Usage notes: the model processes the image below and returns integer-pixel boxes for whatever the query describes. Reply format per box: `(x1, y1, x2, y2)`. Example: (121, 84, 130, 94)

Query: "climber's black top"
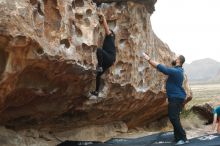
(102, 32, 116, 62)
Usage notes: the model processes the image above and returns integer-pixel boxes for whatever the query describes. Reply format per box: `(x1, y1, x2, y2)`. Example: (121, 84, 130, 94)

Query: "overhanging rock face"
(0, 0, 174, 131)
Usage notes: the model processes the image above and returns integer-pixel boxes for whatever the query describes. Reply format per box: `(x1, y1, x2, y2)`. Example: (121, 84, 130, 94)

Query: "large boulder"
(191, 103, 214, 125)
(0, 0, 173, 134)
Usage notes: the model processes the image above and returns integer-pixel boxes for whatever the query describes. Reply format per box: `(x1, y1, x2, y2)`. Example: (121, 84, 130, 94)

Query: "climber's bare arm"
(102, 15, 111, 35)
(98, 13, 111, 35)
(143, 53, 159, 68)
(212, 114, 218, 131)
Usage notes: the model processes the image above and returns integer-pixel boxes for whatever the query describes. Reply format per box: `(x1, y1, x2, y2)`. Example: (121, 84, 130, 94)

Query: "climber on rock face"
(89, 11, 116, 99)
(212, 106, 220, 133)
(143, 53, 188, 145)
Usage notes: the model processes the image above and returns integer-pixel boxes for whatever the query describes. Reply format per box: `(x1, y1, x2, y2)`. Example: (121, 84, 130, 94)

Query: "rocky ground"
(0, 107, 215, 146)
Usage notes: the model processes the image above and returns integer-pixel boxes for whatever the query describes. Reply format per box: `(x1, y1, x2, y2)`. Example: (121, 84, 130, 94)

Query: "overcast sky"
(151, 0, 220, 63)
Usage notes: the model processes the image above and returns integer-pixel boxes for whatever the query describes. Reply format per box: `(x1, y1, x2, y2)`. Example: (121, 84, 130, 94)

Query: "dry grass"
(181, 110, 205, 129)
(185, 83, 220, 109)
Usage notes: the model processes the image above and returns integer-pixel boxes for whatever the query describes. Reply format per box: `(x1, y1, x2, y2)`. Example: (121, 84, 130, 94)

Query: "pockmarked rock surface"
(0, 0, 175, 143)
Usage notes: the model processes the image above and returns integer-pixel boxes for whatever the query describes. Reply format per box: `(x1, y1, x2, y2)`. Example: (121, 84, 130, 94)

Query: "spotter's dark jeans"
(168, 101, 187, 142)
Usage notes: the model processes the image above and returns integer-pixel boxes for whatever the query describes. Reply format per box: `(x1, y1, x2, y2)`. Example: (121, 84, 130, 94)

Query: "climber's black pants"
(95, 48, 114, 92)
(168, 101, 187, 142)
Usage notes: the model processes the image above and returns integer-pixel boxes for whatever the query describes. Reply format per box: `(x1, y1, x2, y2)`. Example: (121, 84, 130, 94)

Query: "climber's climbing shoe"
(96, 66, 103, 73)
(88, 91, 99, 100)
(90, 91, 99, 96)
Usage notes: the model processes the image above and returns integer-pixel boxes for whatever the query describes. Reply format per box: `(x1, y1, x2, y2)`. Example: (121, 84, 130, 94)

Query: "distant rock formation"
(184, 58, 220, 83)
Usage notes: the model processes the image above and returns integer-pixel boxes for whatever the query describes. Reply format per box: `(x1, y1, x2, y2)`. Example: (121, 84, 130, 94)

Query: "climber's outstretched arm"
(212, 114, 218, 131)
(98, 13, 111, 35)
(103, 16, 111, 35)
(212, 113, 218, 131)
